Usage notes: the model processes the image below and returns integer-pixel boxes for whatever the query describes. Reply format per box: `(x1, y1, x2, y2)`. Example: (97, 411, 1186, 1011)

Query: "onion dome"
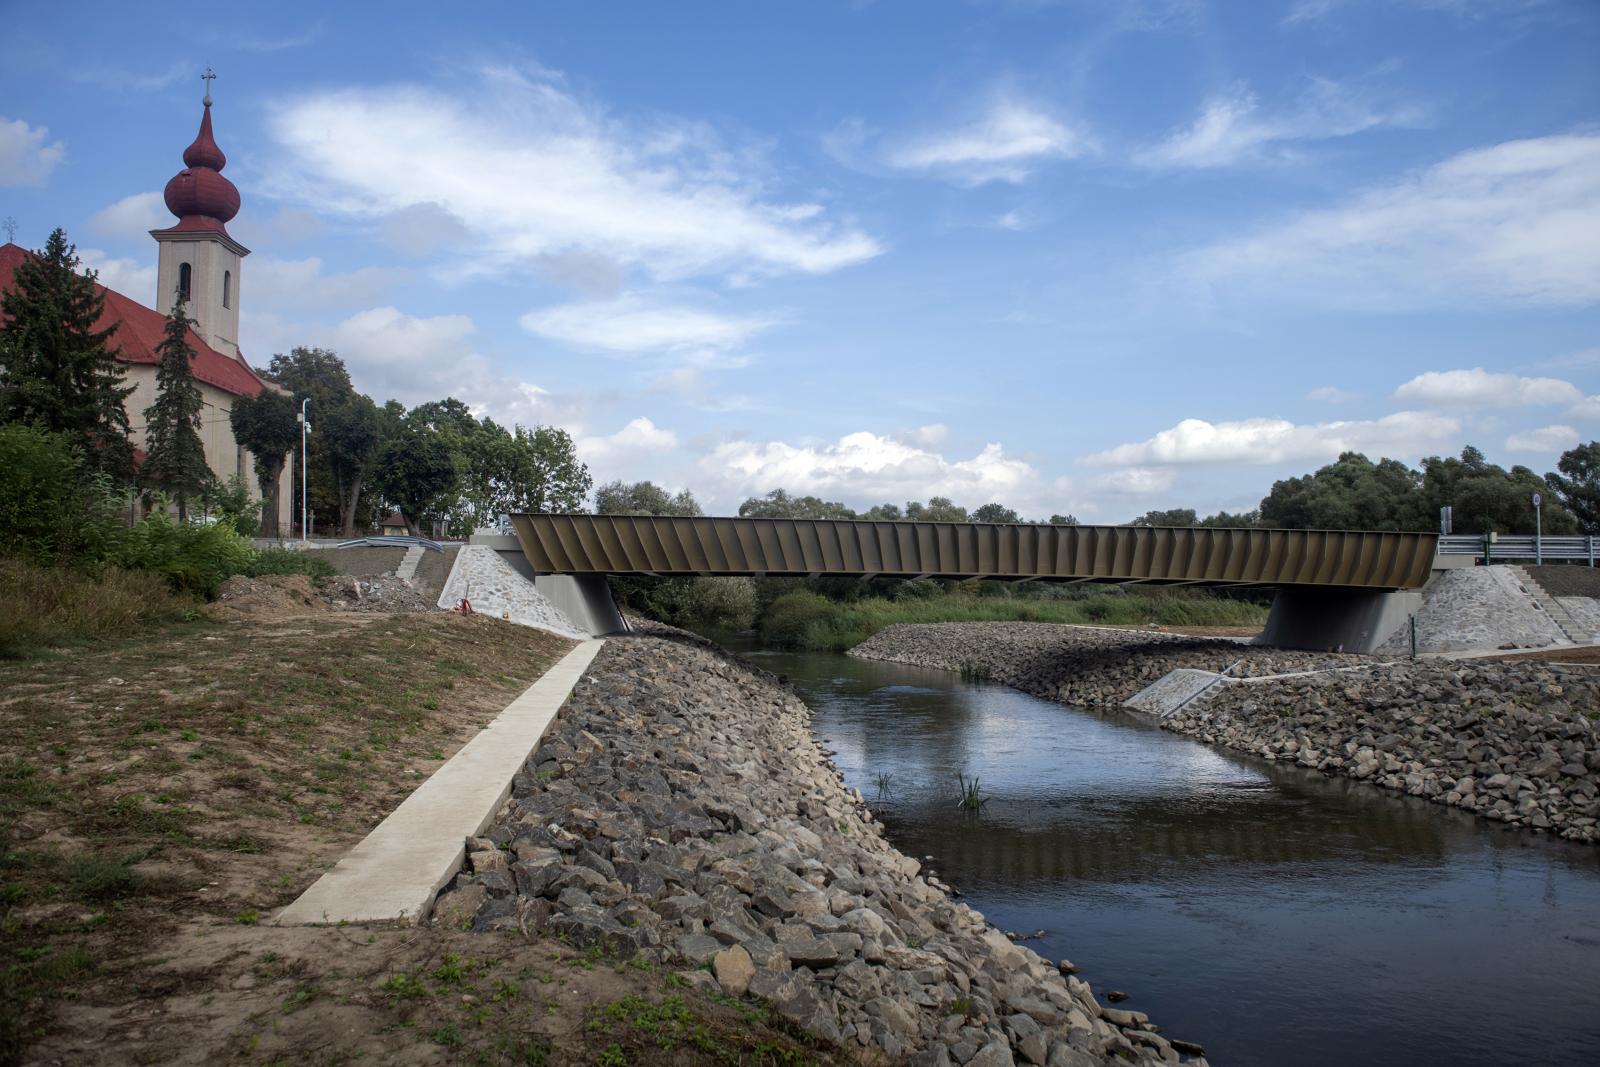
(162, 96, 240, 233)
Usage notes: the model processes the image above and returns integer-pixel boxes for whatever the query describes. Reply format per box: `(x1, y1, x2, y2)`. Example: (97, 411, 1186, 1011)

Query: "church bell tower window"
(178, 262, 192, 301)
(222, 270, 231, 308)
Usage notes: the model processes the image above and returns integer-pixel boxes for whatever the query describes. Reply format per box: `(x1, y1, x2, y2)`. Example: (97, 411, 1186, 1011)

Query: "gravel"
(1526, 565, 1600, 600)
(852, 622, 1600, 844)
(436, 625, 1197, 1065)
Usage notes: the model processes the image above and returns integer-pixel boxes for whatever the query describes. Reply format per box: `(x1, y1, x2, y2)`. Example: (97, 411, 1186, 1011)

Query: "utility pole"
(299, 399, 311, 544)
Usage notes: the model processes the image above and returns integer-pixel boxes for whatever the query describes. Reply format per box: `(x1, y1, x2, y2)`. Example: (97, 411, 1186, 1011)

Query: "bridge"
(501, 514, 1437, 652)
(507, 513, 1435, 589)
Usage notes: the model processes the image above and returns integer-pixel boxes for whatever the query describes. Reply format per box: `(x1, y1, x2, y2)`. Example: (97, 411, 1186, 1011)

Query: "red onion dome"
(162, 103, 239, 229)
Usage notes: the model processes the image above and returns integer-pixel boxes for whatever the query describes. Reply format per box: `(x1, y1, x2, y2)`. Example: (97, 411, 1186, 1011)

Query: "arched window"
(222, 270, 231, 309)
(177, 262, 192, 302)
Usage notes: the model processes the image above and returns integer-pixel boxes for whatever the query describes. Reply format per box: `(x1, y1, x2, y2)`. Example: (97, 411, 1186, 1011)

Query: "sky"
(1, 0, 1597, 521)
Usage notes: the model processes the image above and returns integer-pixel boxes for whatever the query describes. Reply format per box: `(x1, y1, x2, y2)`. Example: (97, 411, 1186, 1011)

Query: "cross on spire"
(202, 67, 216, 107)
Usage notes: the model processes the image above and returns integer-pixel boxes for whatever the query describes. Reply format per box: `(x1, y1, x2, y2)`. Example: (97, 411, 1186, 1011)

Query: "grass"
(955, 773, 989, 813)
(0, 557, 198, 658)
(756, 586, 1267, 652)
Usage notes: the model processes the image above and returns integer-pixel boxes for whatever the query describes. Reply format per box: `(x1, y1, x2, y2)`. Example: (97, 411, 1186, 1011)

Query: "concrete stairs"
(1511, 566, 1582, 644)
(395, 545, 425, 585)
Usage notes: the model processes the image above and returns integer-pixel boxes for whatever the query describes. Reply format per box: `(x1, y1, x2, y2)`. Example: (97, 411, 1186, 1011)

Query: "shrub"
(0, 558, 193, 657)
(758, 589, 838, 647)
(0, 424, 129, 568)
(112, 511, 254, 598)
(204, 474, 261, 538)
(246, 547, 335, 581)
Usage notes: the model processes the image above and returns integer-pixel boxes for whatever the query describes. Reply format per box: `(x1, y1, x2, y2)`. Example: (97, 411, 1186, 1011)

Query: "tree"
(140, 293, 212, 521)
(739, 488, 856, 520)
(860, 503, 903, 520)
(0, 228, 135, 479)
(1130, 508, 1198, 527)
(324, 395, 384, 536)
(972, 503, 1021, 524)
(1420, 446, 1576, 534)
(595, 480, 702, 517)
(229, 388, 299, 538)
(905, 496, 967, 522)
(1548, 441, 1600, 533)
(373, 419, 457, 535)
(1047, 514, 1079, 526)
(1259, 452, 1428, 531)
(263, 346, 358, 532)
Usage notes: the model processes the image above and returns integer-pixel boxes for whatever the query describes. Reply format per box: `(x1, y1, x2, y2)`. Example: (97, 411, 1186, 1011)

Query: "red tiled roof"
(0, 242, 268, 398)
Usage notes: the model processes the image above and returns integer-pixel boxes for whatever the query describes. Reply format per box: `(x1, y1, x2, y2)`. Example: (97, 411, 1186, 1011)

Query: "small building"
(379, 512, 409, 536)
(0, 82, 291, 532)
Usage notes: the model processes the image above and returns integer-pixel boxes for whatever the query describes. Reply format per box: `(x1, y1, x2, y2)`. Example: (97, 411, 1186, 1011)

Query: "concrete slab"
(276, 638, 606, 926)
(1124, 668, 1223, 719)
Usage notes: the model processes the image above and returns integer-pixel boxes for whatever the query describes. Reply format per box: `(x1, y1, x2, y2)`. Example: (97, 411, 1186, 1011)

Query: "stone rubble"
(436, 626, 1198, 1065)
(319, 574, 434, 613)
(852, 623, 1600, 844)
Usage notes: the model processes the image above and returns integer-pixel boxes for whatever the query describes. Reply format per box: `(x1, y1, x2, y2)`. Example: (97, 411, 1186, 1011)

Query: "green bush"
(758, 589, 839, 647)
(112, 511, 254, 598)
(245, 547, 335, 581)
(0, 557, 193, 658)
(609, 576, 757, 632)
(204, 474, 261, 538)
(0, 424, 129, 568)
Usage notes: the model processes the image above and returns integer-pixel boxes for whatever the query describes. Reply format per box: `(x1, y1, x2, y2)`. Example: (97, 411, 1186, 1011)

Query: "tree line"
(596, 441, 1600, 535)
(0, 228, 592, 539)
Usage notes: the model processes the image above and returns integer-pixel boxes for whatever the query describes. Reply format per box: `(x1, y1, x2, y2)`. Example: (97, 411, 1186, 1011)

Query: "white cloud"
(1505, 424, 1581, 453)
(520, 296, 777, 354)
(1537, 346, 1600, 372)
(1137, 80, 1425, 170)
(1182, 133, 1600, 308)
(248, 256, 409, 311)
(1084, 410, 1460, 466)
(1306, 385, 1361, 403)
(578, 417, 679, 466)
(267, 68, 879, 283)
(1393, 367, 1582, 408)
(0, 117, 65, 187)
(883, 96, 1090, 185)
(702, 430, 1039, 506)
(1093, 467, 1178, 496)
(230, 207, 327, 249)
(88, 192, 167, 239)
(1570, 395, 1600, 423)
(77, 247, 156, 301)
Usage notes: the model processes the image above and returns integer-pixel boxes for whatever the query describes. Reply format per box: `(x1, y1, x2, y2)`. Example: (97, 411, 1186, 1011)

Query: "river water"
(734, 642, 1600, 1067)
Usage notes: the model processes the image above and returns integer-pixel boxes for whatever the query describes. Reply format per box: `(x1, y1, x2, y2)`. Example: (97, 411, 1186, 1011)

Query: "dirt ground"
(1488, 645, 1600, 665)
(1524, 564, 1600, 599)
(0, 610, 836, 1067)
(315, 545, 408, 579)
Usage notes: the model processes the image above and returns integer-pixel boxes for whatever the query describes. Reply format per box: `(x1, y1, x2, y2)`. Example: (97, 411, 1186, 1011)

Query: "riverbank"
(850, 623, 1600, 844)
(437, 625, 1199, 1066)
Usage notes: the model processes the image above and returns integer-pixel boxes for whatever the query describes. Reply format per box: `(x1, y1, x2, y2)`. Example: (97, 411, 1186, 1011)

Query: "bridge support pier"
(532, 574, 627, 637)
(1257, 587, 1421, 654)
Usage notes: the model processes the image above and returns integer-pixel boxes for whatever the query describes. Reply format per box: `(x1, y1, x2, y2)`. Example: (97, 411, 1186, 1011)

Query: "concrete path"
(276, 638, 606, 926)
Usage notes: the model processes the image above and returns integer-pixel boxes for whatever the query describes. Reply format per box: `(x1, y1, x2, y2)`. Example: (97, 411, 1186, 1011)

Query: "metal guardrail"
(335, 535, 445, 552)
(1438, 534, 1597, 565)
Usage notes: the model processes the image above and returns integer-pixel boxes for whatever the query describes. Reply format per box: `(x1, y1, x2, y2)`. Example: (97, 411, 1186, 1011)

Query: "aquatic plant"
(955, 773, 989, 812)
(874, 771, 894, 796)
(958, 660, 992, 682)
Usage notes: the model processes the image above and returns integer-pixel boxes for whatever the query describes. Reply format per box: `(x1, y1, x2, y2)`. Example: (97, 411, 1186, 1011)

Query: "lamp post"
(299, 399, 311, 544)
(1532, 491, 1542, 566)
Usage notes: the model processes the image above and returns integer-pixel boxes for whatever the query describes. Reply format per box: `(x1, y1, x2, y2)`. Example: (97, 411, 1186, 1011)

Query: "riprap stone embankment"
(435, 628, 1199, 1066)
(850, 623, 1600, 844)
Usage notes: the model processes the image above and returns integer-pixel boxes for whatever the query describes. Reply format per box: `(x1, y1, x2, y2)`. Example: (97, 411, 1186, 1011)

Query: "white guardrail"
(1438, 534, 1598, 566)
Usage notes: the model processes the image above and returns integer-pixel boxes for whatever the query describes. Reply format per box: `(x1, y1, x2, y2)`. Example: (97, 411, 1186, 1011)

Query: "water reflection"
(737, 643, 1600, 1067)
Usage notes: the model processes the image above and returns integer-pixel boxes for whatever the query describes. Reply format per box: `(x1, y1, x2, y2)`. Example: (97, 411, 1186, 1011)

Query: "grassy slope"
(760, 589, 1269, 652)
(0, 610, 841, 1066)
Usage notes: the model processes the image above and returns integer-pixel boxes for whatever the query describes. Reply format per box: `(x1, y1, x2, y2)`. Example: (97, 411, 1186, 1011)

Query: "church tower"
(150, 71, 249, 360)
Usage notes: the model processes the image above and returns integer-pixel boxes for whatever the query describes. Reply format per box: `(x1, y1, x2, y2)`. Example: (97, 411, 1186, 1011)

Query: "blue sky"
(2, 0, 1597, 520)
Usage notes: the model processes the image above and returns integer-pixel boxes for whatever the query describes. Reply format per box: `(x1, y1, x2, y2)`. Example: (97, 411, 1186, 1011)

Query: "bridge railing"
(335, 535, 445, 553)
(1438, 534, 1597, 566)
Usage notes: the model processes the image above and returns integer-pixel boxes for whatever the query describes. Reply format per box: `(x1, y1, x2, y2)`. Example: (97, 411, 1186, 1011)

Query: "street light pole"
(1532, 491, 1542, 566)
(300, 398, 310, 544)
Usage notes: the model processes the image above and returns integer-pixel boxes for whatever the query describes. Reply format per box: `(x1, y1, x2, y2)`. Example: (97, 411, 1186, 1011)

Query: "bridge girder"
(509, 514, 1436, 591)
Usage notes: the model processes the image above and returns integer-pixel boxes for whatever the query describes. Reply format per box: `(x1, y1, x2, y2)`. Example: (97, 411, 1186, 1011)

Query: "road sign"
(1532, 492, 1542, 508)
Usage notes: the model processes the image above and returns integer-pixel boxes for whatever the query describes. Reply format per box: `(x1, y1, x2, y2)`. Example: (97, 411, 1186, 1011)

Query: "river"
(732, 641, 1600, 1067)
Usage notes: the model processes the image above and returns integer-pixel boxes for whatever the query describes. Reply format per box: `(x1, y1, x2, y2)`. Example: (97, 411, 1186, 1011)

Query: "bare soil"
(0, 612, 835, 1066)
(1524, 564, 1600, 599)
(315, 545, 408, 579)
(1488, 645, 1600, 665)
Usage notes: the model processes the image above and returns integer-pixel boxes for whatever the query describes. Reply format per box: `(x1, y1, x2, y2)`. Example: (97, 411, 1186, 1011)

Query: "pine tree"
(0, 228, 136, 479)
(141, 291, 213, 521)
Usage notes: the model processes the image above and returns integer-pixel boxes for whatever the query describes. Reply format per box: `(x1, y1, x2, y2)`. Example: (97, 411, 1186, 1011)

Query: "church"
(0, 80, 292, 533)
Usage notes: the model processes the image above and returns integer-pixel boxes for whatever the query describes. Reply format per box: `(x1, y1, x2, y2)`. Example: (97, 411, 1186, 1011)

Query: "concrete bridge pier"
(1257, 586, 1421, 654)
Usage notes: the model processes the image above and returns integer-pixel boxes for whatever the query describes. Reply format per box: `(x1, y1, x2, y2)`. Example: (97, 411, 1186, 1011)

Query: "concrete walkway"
(395, 544, 425, 584)
(276, 638, 606, 925)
